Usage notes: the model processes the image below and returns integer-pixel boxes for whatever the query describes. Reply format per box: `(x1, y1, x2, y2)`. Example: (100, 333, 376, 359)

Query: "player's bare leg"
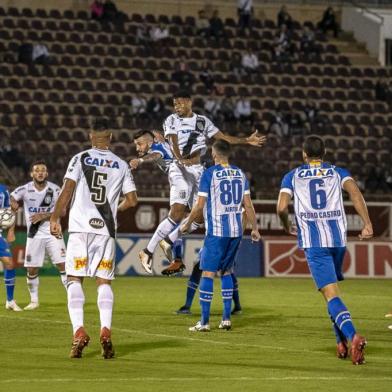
(67, 276, 90, 358)
(139, 203, 186, 274)
(96, 277, 115, 359)
(25, 267, 40, 310)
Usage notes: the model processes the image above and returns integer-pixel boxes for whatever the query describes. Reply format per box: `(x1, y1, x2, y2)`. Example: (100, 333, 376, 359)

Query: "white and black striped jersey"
(64, 148, 136, 238)
(11, 181, 61, 239)
(163, 113, 219, 158)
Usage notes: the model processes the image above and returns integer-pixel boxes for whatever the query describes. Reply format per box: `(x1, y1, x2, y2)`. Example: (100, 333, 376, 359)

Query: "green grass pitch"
(0, 276, 391, 392)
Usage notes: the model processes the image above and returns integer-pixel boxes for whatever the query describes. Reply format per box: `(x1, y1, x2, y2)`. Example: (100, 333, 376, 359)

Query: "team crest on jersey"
(195, 118, 205, 133)
(89, 218, 105, 229)
(44, 194, 53, 204)
(84, 157, 120, 169)
(298, 168, 334, 178)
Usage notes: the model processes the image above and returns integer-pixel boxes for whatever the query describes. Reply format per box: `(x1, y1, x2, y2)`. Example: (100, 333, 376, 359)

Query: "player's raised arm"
(129, 152, 162, 170)
(343, 179, 373, 240)
(213, 129, 266, 147)
(50, 179, 76, 238)
(243, 194, 261, 242)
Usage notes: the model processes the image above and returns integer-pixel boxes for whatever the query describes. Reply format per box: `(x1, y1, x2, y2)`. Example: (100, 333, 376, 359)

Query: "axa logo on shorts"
(89, 218, 105, 229)
(84, 157, 120, 169)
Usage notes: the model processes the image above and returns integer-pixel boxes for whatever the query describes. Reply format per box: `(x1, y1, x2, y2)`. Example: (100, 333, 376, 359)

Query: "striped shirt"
(280, 162, 352, 249)
(149, 142, 173, 173)
(198, 164, 250, 237)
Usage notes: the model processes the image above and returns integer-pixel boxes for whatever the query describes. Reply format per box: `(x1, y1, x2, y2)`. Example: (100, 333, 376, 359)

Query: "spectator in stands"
(91, 0, 104, 20)
(204, 93, 221, 122)
(209, 10, 225, 40)
(200, 62, 215, 93)
(300, 25, 319, 58)
(237, 0, 253, 36)
(301, 100, 320, 131)
(365, 165, 389, 193)
(131, 95, 147, 126)
(273, 24, 292, 62)
(375, 79, 389, 102)
(230, 52, 247, 78)
(150, 23, 169, 45)
(234, 96, 254, 125)
(102, 0, 126, 30)
(18, 43, 33, 64)
(277, 5, 292, 30)
(241, 48, 259, 74)
(220, 96, 236, 123)
(0, 140, 28, 172)
(32, 43, 50, 64)
(136, 23, 151, 46)
(269, 110, 289, 138)
(196, 10, 210, 37)
(146, 94, 166, 123)
(318, 7, 339, 37)
(172, 61, 195, 90)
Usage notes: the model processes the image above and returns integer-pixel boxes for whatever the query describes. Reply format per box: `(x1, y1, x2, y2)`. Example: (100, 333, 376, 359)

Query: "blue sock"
(329, 314, 346, 343)
(199, 277, 213, 325)
(231, 273, 241, 309)
(327, 297, 356, 341)
(221, 275, 233, 321)
(172, 239, 183, 260)
(4, 269, 16, 301)
(185, 262, 202, 308)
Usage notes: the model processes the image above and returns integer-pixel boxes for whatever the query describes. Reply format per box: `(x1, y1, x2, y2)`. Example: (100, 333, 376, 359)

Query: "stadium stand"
(0, 5, 391, 198)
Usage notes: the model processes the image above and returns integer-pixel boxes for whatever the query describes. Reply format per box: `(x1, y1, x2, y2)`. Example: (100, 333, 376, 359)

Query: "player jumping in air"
(181, 140, 261, 331)
(50, 121, 138, 359)
(0, 181, 21, 311)
(139, 90, 265, 275)
(10, 161, 67, 310)
(277, 135, 373, 365)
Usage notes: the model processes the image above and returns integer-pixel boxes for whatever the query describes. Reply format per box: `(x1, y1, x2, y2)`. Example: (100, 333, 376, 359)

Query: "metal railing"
(253, 0, 392, 8)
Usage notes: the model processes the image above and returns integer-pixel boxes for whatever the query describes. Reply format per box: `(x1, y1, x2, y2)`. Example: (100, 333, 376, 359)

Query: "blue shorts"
(304, 247, 346, 290)
(200, 235, 242, 273)
(0, 236, 12, 258)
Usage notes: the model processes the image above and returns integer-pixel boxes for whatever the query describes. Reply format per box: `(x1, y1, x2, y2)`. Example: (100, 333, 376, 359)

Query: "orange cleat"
(70, 327, 90, 359)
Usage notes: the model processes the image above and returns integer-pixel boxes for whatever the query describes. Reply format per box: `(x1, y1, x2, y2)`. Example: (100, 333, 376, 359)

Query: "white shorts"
(24, 236, 66, 268)
(66, 233, 115, 280)
(168, 163, 204, 208)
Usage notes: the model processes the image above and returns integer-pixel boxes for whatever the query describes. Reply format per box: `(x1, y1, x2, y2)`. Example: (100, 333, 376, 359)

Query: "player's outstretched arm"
(213, 130, 266, 147)
(243, 194, 261, 242)
(180, 196, 206, 234)
(129, 152, 162, 170)
(118, 191, 138, 212)
(343, 179, 373, 240)
(277, 192, 293, 235)
(50, 179, 76, 238)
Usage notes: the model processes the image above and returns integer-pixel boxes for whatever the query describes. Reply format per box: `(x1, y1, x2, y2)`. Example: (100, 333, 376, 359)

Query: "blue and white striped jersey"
(0, 184, 11, 236)
(198, 164, 250, 237)
(149, 142, 173, 173)
(280, 161, 352, 249)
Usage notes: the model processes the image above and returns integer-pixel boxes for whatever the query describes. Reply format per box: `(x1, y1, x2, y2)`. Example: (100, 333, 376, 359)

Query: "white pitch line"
(1, 314, 391, 362)
(1, 377, 392, 383)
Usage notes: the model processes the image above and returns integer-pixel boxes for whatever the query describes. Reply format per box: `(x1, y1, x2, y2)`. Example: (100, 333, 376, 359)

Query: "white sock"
(146, 217, 178, 254)
(97, 284, 114, 330)
(67, 281, 85, 334)
(26, 274, 39, 303)
(59, 271, 67, 288)
(168, 220, 201, 243)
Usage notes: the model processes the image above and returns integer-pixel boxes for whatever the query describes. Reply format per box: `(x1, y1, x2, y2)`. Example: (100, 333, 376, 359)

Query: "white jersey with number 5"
(163, 113, 219, 157)
(64, 148, 136, 238)
(280, 161, 352, 249)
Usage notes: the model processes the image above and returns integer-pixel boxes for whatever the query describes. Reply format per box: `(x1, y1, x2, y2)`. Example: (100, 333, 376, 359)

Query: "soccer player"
(139, 90, 265, 275)
(0, 181, 21, 311)
(181, 140, 261, 331)
(10, 161, 67, 310)
(277, 135, 373, 365)
(50, 122, 138, 359)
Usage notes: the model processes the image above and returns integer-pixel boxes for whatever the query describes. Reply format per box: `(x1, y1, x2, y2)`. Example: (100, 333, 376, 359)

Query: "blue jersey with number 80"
(198, 164, 249, 237)
(280, 162, 352, 249)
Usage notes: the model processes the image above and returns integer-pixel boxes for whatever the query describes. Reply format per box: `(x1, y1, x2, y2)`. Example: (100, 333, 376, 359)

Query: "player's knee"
(1, 257, 13, 269)
(56, 262, 66, 272)
(169, 205, 186, 223)
(202, 271, 215, 278)
(27, 267, 39, 277)
(321, 283, 340, 301)
(96, 277, 111, 286)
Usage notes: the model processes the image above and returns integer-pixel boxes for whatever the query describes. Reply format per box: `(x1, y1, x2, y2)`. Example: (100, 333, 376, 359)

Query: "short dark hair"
(173, 90, 192, 99)
(92, 117, 110, 132)
(303, 136, 325, 159)
(212, 140, 231, 157)
(30, 159, 47, 172)
(133, 130, 154, 141)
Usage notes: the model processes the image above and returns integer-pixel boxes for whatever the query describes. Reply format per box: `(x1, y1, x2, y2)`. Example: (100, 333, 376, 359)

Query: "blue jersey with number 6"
(280, 162, 352, 249)
(198, 164, 249, 237)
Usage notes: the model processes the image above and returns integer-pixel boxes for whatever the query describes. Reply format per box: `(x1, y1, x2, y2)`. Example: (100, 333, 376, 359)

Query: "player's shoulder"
(47, 180, 61, 191)
(13, 181, 31, 192)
